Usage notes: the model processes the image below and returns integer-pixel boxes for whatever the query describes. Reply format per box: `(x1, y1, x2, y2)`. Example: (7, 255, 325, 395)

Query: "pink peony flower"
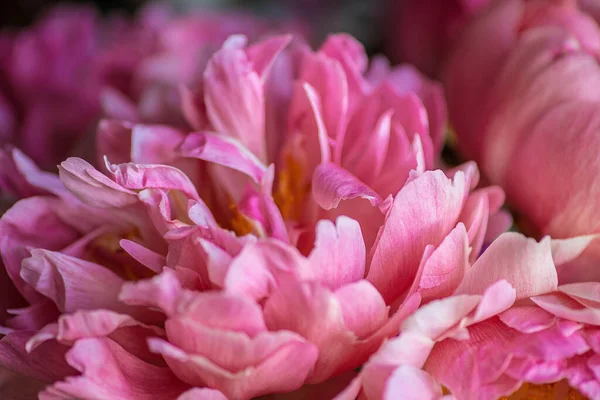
(0, 32, 516, 399)
(0, 5, 102, 169)
(445, 0, 600, 269)
(341, 232, 600, 399)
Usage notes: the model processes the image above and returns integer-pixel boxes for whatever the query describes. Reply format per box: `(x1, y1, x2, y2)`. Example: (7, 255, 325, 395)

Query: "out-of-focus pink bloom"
(386, 0, 492, 77)
(446, 0, 600, 267)
(344, 232, 600, 399)
(0, 3, 300, 181)
(0, 6, 102, 169)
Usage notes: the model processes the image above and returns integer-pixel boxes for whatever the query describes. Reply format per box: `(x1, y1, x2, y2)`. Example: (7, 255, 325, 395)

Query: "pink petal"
(335, 280, 388, 339)
(367, 170, 467, 304)
(100, 88, 139, 123)
(41, 338, 189, 400)
(169, 290, 267, 336)
(26, 309, 163, 352)
(454, 233, 558, 300)
(119, 239, 165, 273)
(0, 197, 78, 304)
(307, 216, 366, 290)
(119, 269, 182, 316)
(223, 239, 308, 300)
(499, 305, 557, 333)
(312, 162, 381, 210)
(131, 125, 186, 164)
(418, 223, 470, 301)
(179, 85, 209, 131)
(204, 43, 266, 161)
(532, 291, 600, 325)
(319, 34, 368, 103)
(148, 335, 317, 399)
(21, 250, 123, 313)
(560, 282, 600, 307)
(401, 295, 480, 340)
(179, 132, 267, 184)
(59, 158, 138, 208)
(383, 365, 445, 400)
(552, 235, 599, 267)
(238, 187, 289, 242)
(107, 161, 200, 201)
(0, 331, 76, 383)
(246, 34, 292, 82)
(264, 280, 399, 383)
(177, 388, 228, 400)
(299, 51, 348, 149)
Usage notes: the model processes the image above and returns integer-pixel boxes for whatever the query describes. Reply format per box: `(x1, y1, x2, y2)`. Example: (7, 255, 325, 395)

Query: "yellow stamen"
(274, 153, 308, 221)
(229, 202, 255, 237)
(502, 382, 586, 399)
(89, 227, 147, 281)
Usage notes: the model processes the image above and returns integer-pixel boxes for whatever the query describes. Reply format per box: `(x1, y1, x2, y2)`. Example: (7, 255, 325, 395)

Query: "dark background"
(0, 0, 389, 55)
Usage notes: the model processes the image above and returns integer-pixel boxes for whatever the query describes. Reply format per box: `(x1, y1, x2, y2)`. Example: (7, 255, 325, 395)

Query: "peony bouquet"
(1, 1, 600, 399)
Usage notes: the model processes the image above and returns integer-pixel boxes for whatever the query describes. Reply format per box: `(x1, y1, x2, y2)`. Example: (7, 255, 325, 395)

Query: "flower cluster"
(2, 1, 600, 399)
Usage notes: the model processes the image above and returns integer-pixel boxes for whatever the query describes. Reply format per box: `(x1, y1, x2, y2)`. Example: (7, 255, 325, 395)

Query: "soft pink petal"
(26, 309, 163, 352)
(335, 280, 388, 339)
(0, 331, 76, 382)
(177, 388, 228, 400)
(204, 43, 266, 161)
(307, 216, 366, 290)
(107, 161, 200, 201)
(552, 235, 599, 267)
(179, 132, 267, 184)
(418, 223, 470, 301)
(119, 239, 165, 273)
(40, 338, 189, 400)
(319, 34, 368, 104)
(238, 187, 289, 242)
(401, 295, 480, 340)
(246, 34, 292, 82)
(0, 197, 78, 304)
(560, 282, 600, 307)
(131, 124, 186, 164)
(119, 269, 182, 316)
(59, 158, 138, 208)
(454, 233, 558, 300)
(312, 162, 381, 210)
(299, 51, 348, 148)
(223, 239, 308, 300)
(21, 250, 122, 313)
(532, 291, 600, 325)
(499, 305, 557, 333)
(383, 365, 445, 400)
(100, 88, 139, 123)
(367, 170, 467, 304)
(148, 335, 317, 399)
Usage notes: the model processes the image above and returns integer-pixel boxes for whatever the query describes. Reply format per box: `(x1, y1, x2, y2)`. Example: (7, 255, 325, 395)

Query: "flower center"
(88, 227, 153, 281)
(229, 202, 255, 237)
(274, 153, 309, 221)
(501, 381, 586, 399)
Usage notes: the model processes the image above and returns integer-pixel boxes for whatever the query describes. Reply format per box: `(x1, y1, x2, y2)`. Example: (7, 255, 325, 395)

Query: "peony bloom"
(0, 2, 297, 186)
(445, 0, 600, 271)
(342, 232, 600, 399)
(386, 0, 492, 77)
(0, 5, 102, 169)
(0, 32, 514, 399)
